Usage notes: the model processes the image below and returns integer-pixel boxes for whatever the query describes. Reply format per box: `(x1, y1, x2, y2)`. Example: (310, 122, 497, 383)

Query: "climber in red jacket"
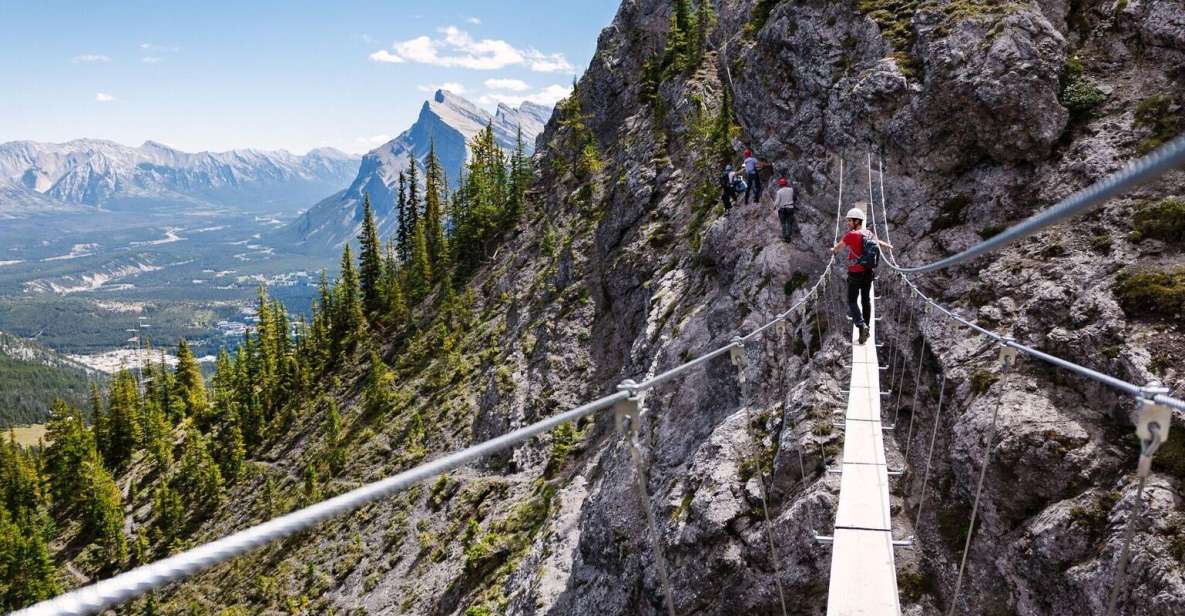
(831, 204, 893, 344)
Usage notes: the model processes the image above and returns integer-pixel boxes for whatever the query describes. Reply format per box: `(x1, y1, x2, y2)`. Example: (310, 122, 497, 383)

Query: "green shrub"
(1059, 56, 1106, 117)
(978, 225, 1004, 240)
(1114, 268, 1185, 318)
(897, 568, 930, 602)
(969, 369, 998, 395)
(1131, 197, 1185, 243)
(1133, 93, 1184, 154)
(1090, 233, 1113, 253)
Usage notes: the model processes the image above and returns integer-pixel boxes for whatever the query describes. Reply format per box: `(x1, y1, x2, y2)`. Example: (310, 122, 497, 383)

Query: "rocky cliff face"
(143, 1, 1184, 614)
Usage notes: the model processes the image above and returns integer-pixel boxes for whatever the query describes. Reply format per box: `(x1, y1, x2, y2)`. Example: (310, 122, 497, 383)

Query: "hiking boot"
(857, 325, 869, 345)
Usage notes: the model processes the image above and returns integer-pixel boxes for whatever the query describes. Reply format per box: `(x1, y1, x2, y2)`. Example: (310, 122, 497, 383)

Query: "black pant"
(847, 270, 873, 328)
(722, 187, 734, 211)
(744, 171, 761, 203)
(778, 206, 796, 239)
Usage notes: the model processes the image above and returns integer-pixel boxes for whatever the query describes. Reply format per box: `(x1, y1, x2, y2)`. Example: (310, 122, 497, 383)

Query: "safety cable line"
(868, 154, 1185, 414)
(903, 305, 932, 459)
(881, 132, 1185, 274)
(624, 403, 678, 616)
(913, 372, 947, 532)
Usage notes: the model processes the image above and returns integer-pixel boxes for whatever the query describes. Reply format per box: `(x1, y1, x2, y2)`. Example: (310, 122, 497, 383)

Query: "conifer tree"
(44, 400, 93, 512)
(89, 381, 109, 462)
(396, 170, 411, 264)
(693, 0, 713, 64)
(358, 193, 385, 315)
(322, 399, 344, 474)
(424, 142, 448, 268)
(380, 240, 408, 324)
(152, 484, 184, 544)
(363, 349, 393, 418)
(332, 244, 365, 346)
(174, 339, 207, 420)
(105, 371, 142, 469)
(506, 125, 531, 225)
(406, 155, 421, 235)
(0, 509, 59, 610)
(83, 455, 127, 568)
(175, 429, 224, 514)
(302, 462, 321, 505)
(409, 220, 432, 298)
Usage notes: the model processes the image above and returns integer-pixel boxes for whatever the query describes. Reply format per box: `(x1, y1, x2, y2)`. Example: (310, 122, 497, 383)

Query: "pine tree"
(693, 0, 713, 64)
(380, 240, 408, 324)
(506, 125, 531, 225)
(424, 142, 448, 268)
(332, 244, 365, 347)
(358, 193, 385, 315)
(396, 170, 411, 264)
(406, 155, 421, 236)
(44, 400, 93, 512)
(105, 371, 142, 469)
(174, 339, 207, 420)
(89, 381, 108, 462)
(152, 483, 184, 544)
(301, 462, 321, 505)
(363, 349, 393, 418)
(322, 399, 345, 474)
(409, 220, 432, 298)
(175, 429, 224, 514)
(0, 508, 59, 610)
(83, 455, 127, 568)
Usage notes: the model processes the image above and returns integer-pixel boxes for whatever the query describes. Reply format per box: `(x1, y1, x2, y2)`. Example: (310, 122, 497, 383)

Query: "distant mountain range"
(0, 139, 360, 218)
(279, 90, 552, 253)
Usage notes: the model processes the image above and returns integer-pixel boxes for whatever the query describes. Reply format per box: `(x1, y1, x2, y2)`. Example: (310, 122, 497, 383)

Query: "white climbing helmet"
(846, 207, 867, 221)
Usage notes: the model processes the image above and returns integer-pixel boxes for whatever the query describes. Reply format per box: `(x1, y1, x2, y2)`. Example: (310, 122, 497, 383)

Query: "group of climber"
(719, 146, 893, 345)
(719, 149, 798, 241)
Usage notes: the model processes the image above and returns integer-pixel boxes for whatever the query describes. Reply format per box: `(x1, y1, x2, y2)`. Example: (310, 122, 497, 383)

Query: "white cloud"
(465, 17, 481, 25)
(141, 56, 163, 64)
(368, 49, 405, 64)
(417, 82, 467, 94)
(139, 42, 179, 53)
(369, 26, 573, 73)
(484, 78, 529, 92)
(355, 134, 392, 145)
(479, 84, 570, 107)
(95, 92, 118, 103)
(73, 54, 111, 63)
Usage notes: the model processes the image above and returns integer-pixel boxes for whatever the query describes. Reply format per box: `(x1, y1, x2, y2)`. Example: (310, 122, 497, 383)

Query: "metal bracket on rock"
(729, 337, 748, 383)
(776, 318, 787, 339)
(1135, 385, 1171, 478)
(998, 341, 1019, 371)
(614, 380, 642, 438)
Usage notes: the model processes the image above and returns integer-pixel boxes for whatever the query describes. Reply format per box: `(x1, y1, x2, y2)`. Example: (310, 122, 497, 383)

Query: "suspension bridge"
(13, 133, 1185, 616)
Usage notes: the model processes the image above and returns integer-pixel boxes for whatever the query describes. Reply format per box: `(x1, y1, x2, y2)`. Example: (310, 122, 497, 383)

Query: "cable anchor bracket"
(1135, 382, 1171, 478)
(614, 380, 643, 438)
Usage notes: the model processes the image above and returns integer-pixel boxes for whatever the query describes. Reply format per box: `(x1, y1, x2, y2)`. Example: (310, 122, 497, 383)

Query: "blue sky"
(0, 1, 620, 154)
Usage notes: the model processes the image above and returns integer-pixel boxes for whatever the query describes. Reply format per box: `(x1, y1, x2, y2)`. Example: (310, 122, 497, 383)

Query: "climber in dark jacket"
(720, 164, 736, 211)
(741, 149, 762, 204)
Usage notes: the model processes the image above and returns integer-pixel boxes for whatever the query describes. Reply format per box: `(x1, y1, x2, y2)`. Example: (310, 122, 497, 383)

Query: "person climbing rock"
(773, 177, 796, 241)
(831, 204, 892, 344)
(720, 164, 737, 211)
(742, 149, 762, 204)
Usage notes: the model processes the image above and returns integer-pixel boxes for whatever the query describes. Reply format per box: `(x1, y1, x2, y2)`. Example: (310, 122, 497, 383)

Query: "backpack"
(731, 176, 748, 194)
(856, 232, 880, 270)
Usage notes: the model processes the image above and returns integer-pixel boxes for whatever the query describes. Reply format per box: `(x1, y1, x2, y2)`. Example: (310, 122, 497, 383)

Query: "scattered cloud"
(73, 54, 111, 63)
(418, 82, 467, 94)
(465, 17, 481, 25)
(95, 92, 118, 103)
(368, 49, 405, 64)
(369, 26, 573, 73)
(139, 42, 180, 53)
(355, 134, 392, 146)
(479, 84, 571, 107)
(484, 78, 529, 92)
(141, 56, 164, 64)
(361, 34, 377, 45)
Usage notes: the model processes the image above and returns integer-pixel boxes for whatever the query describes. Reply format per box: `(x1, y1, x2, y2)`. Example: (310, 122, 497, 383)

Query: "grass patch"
(1090, 233, 1113, 253)
(1114, 267, 1185, 318)
(897, 568, 931, 602)
(1068, 491, 1120, 536)
(1131, 197, 1185, 243)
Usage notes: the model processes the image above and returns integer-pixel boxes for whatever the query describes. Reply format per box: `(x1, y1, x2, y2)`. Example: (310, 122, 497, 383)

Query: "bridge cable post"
(730, 336, 791, 616)
(913, 372, 947, 533)
(902, 304, 933, 458)
(946, 344, 1017, 616)
(777, 316, 808, 486)
(614, 380, 677, 616)
(1104, 383, 1172, 616)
